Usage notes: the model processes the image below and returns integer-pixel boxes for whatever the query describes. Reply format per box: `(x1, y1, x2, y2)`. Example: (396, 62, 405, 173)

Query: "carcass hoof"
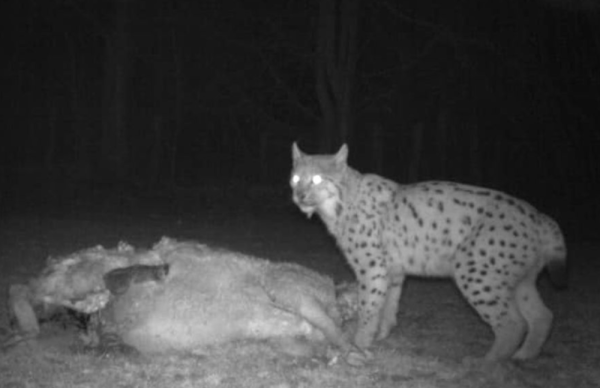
(91, 332, 142, 359)
(1, 332, 37, 352)
(327, 348, 373, 367)
(345, 348, 373, 367)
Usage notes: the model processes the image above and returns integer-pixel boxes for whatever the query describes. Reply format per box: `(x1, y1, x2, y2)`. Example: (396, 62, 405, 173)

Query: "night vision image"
(1, 1, 598, 387)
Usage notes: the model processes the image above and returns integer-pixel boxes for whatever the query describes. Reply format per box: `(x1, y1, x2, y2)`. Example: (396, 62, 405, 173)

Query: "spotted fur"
(290, 143, 567, 361)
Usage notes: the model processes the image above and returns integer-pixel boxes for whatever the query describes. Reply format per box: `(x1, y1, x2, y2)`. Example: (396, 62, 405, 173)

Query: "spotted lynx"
(290, 143, 566, 362)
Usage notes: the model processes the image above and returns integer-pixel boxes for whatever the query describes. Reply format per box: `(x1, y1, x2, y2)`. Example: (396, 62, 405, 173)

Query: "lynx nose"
(295, 192, 305, 203)
(294, 189, 309, 205)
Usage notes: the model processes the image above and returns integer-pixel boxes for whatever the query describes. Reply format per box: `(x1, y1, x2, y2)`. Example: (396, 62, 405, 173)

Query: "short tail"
(539, 214, 568, 288)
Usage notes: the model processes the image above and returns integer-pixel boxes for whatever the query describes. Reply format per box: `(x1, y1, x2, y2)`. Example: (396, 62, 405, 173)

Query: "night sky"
(0, 0, 598, 238)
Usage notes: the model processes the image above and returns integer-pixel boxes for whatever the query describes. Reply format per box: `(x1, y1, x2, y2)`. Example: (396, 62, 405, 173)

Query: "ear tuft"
(334, 144, 349, 165)
(292, 142, 303, 160)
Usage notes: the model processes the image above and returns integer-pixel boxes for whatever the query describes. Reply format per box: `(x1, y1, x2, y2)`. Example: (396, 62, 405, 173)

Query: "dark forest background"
(0, 0, 598, 239)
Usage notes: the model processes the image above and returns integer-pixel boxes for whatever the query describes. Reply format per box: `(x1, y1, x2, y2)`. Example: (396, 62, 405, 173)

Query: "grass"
(0, 196, 598, 388)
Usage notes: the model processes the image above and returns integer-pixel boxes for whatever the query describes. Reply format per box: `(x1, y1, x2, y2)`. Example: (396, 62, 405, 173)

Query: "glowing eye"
(291, 174, 300, 186)
(311, 175, 323, 185)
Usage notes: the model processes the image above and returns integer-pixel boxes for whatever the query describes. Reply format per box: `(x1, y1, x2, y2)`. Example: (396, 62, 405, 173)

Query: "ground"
(0, 189, 599, 388)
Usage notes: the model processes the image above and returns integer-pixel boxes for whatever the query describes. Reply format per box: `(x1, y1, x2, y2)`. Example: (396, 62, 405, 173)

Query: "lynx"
(290, 143, 566, 362)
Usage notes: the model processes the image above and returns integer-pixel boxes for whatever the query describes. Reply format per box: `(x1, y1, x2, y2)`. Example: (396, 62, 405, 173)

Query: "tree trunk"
(371, 123, 384, 174)
(468, 120, 482, 183)
(337, 0, 359, 145)
(315, 0, 359, 152)
(408, 123, 424, 182)
(101, 0, 130, 184)
(170, 24, 183, 186)
(315, 0, 336, 152)
(148, 115, 163, 188)
(437, 91, 449, 178)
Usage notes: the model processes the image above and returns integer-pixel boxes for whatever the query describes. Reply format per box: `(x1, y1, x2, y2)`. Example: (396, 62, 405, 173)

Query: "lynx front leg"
(354, 272, 389, 349)
(376, 275, 405, 341)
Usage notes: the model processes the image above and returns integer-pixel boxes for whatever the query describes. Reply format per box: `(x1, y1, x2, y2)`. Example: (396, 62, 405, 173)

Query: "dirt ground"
(0, 196, 598, 388)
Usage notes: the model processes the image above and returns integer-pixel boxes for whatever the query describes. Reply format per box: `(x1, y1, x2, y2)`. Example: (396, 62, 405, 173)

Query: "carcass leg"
(8, 284, 40, 337)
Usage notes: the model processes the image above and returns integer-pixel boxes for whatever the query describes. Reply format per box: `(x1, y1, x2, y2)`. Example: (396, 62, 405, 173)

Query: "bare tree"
(537, 0, 600, 10)
(101, 0, 131, 183)
(315, 0, 360, 151)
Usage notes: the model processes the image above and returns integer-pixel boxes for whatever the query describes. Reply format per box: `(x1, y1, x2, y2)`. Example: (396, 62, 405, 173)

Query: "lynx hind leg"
(512, 271, 553, 360)
(484, 299, 527, 362)
(460, 288, 527, 362)
(454, 253, 526, 362)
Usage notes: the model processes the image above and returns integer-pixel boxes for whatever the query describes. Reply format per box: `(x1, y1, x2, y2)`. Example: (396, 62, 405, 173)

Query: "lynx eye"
(291, 174, 301, 186)
(311, 175, 323, 185)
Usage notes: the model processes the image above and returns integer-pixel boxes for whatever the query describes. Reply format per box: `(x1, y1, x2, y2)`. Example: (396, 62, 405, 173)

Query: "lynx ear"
(334, 144, 349, 165)
(292, 142, 303, 161)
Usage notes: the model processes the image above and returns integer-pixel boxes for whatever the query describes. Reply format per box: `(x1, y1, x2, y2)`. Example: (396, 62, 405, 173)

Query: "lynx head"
(290, 142, 348, 219)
